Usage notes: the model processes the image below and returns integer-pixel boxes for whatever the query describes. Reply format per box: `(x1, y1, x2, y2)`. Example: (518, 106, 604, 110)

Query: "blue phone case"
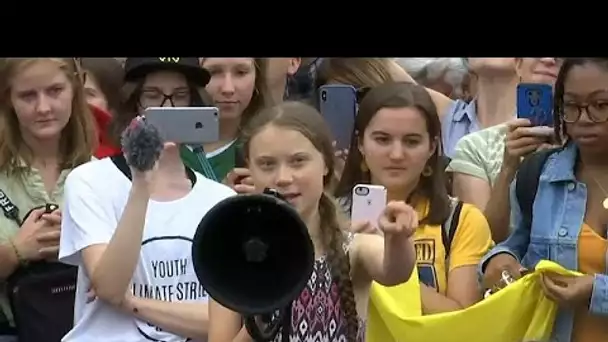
(516, 83, 554, 126)
(319, 84, 357, 150)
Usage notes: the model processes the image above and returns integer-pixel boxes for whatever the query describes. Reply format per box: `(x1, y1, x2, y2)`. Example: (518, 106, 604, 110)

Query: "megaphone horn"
(191, 188, 314, 318)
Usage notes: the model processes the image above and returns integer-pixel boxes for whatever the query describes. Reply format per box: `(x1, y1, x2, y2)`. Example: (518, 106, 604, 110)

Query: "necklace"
(588, 173, 608, 209)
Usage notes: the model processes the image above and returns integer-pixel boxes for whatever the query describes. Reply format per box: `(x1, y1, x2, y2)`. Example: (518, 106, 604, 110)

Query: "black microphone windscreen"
(120, 116, 164, 172)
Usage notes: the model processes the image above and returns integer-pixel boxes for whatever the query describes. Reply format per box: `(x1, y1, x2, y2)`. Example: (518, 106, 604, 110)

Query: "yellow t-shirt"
(571, 223, 608, 342)
(413, 199, 493, 294)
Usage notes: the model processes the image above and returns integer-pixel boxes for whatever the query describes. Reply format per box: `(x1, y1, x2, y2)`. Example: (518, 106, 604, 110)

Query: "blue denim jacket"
(479, 142, 608, 342)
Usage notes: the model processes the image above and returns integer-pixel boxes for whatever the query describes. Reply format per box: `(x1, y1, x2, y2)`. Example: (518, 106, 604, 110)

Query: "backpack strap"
(0, 190, 22, 226)
(111, 154, 131, 180)
(442, 155, 454, 196)
(515, 149, 558, 232)
(439, 155, 452, 171)
(110, 154, 198, 185)
(441, 198, 463, 264)
(191, 145, 219, 182)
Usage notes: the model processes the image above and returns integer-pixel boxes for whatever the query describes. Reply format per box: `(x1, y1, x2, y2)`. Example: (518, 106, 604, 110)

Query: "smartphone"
(517, 83, 553, 126)
(144, 107, 220, 144)
(351, 184, 387, 228)
(319, 84, 357, 150)
(45, 203, 59, 214)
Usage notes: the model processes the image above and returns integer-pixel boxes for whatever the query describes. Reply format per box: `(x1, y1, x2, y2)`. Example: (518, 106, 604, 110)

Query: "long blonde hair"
(0, 58, 96, 174)
(201, 58, 274, 130)
(316, 58, 398, 89)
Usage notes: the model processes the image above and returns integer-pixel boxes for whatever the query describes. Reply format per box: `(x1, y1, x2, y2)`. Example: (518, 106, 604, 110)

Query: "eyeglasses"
(138, 89, 191, 108)
(562, 101, 608, 123)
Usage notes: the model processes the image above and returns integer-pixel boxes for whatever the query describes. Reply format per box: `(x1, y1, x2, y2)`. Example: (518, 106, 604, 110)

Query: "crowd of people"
(0, 57, 606, 342)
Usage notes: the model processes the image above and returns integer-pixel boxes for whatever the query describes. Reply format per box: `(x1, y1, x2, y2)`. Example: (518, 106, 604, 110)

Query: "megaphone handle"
(263, 188, 286, 201)
(244, 307, 290, 342)
(244, 315, 277, 342)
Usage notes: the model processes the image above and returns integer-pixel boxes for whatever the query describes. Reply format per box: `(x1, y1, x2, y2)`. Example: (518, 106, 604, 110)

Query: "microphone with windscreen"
(120, 116, 164, 172)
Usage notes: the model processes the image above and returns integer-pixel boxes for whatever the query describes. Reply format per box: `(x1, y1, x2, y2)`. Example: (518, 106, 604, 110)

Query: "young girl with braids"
(208, 101, 418, 342)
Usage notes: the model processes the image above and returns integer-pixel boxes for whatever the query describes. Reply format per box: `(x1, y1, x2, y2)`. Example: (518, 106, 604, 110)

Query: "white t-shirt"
(58, 157, 235, 342)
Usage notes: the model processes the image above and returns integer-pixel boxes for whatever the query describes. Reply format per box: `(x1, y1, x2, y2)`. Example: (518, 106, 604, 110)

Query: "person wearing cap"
(58, 57, 235, 341)
(106, 57, 220, 176)
(124, 58, 211, 88)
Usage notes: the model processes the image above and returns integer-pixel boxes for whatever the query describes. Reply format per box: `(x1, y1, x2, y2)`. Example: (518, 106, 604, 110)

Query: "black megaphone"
(191, 188, 314, 340)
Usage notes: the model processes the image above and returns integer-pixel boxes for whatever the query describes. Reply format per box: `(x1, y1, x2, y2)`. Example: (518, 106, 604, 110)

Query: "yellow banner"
(367, 260, 568, 342)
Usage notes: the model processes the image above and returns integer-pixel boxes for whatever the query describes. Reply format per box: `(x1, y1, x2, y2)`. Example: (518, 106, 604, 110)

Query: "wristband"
(8, 238, 28, 266)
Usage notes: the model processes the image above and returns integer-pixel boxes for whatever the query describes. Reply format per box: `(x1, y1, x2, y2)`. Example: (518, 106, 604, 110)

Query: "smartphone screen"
(517, 83, 553, 126)
(319, 85, 357, 150)
(351, 184, 387, 228)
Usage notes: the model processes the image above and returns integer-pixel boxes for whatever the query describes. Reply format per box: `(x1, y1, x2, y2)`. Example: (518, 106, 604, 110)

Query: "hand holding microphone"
(121, 115, 164, 174)
(120, 115, 184, 189)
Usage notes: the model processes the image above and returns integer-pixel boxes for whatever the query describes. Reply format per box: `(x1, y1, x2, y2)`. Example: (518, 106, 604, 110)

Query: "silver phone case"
(144, 107, 220, 145)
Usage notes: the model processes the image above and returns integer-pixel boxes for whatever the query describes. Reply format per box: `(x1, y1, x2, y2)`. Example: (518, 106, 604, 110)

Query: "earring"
(422, 165, 433, 177)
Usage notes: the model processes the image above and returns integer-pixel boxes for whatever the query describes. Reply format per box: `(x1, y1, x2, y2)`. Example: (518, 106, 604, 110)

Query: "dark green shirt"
(180, 142, 240, 181)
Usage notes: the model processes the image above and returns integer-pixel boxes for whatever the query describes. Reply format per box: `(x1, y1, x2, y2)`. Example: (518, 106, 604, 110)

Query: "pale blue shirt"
(442, 99, 481, 158)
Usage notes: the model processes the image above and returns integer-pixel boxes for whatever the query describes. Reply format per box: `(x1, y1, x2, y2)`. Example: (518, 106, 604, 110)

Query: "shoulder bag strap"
(0, 190, 22, 226)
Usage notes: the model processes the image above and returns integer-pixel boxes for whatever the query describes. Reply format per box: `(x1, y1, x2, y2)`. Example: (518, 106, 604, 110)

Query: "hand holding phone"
(351, 184, 387, 229)
(41, 204, 61, 226)
(144, 106, 220, 144)
(350, 220, 382, 235)
(503, 118, 554, 169)
(517, 83, 553, 127)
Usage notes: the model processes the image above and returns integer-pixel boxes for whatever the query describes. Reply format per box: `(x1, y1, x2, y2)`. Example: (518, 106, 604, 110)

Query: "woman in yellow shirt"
(335, 82, 493, 315)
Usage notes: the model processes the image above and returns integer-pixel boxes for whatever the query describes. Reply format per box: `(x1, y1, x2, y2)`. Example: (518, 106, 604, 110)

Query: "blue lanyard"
(190, 144, 219, 182)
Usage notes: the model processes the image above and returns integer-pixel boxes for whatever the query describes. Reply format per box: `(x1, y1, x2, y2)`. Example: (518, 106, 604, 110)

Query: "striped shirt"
(446, 123, 508, 187)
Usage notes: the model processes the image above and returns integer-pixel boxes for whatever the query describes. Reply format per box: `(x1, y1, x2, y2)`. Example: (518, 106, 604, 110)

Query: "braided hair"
(553, 58, 608, 144)
(319, 192, 359, 341)
(242, 101, 359, 341)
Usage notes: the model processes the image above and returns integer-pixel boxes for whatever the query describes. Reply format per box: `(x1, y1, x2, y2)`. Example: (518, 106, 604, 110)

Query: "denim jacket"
(479, 142, 608, 342)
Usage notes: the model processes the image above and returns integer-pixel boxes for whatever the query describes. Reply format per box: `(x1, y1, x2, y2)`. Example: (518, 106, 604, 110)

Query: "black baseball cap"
(124, 57, 210, 87)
